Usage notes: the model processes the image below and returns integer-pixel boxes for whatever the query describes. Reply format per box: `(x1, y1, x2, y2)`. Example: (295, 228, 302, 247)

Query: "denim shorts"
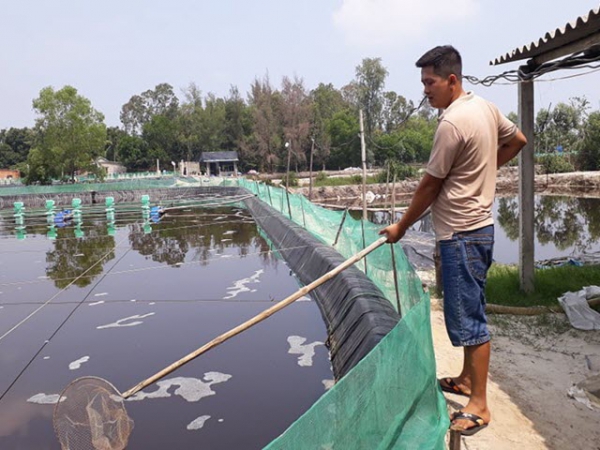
(439, 225, 494, 347)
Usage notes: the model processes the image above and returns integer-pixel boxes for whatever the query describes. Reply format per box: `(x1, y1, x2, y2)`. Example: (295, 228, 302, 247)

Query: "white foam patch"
(287, 336, 324, 367)
(97, 313, 155, 330)
(215, 216, 226, 221)
(223, 270, 264, 300)
(297, 296, 311, 302)
(94, 292, 108, 297)
(223, 230, 236, 235)
(221, 239, 232, 242)
(89, 301, 105, 306)
(37, 276, 49, 280)
(149, 302, 156, 305)
(322, 379, 335, 390)
(74, 253, 84, 257)
(187, 415, 211, 431)
(127, 372, 232, 403)
(43, 356, 50, 360)
(221, 255, 233, 259)
(130, 299, 137, 302)
(27, 393, 65, 404)
(218, 418, 224, 423)
(69, 356, 90, 370)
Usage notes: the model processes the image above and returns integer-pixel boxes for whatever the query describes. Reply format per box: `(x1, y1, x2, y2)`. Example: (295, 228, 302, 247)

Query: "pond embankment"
(291, 169, 600, 203)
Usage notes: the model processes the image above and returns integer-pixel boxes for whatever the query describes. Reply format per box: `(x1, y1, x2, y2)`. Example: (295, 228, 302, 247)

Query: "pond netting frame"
(231, 179, 449, 450)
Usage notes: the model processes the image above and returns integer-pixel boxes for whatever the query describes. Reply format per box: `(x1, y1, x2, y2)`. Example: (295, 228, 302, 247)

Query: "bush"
(537, 154, 574, 174)
(281, 171, 298, 187)
(315, 171, 328, 182)
(375, 164, 416, 183)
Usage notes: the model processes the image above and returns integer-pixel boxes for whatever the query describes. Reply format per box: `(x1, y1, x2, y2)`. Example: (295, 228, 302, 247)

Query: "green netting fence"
(234, 179, 449, 449)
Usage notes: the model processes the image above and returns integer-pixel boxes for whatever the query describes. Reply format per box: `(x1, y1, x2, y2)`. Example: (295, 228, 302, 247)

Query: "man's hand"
(379, 222, 405, 243)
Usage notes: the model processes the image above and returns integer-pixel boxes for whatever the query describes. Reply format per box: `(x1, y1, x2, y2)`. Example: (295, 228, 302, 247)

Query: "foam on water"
(27, 393, 65, 405)
(89, 301, 105, 306)
(322, 379, 335, 390)
(287, 336, 324, 367)
(223, 270, 263, 299)
(127, 372, 232, 403)
(187, 415, 211, 431)
(69, 356, 90, 370)
(97, 313, 155, 330)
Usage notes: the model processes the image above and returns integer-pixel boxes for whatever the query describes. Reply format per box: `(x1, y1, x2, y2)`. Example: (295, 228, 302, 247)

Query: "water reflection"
(0, 205, 276, 289)
(497, 196, 600, 254)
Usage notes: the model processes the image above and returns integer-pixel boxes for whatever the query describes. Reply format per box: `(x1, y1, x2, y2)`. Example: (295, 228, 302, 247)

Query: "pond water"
(0, 204, 333, 449)
(367, 195, 600, 265)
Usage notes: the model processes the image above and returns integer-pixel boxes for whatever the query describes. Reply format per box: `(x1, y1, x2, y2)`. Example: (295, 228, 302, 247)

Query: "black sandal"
(450, 411, 489, 436)
(439, 377, 470, 397)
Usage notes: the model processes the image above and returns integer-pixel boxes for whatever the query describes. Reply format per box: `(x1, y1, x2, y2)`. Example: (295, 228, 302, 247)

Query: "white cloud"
(333, 0, 480, 48)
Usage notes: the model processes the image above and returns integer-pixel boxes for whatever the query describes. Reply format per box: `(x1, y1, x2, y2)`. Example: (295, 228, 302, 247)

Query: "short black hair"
(415, 45, 462, 81)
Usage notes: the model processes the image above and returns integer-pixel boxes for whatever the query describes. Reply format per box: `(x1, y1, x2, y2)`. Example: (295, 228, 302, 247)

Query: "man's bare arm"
(498, 130, 527, 167)
(379, 173, 444, 243)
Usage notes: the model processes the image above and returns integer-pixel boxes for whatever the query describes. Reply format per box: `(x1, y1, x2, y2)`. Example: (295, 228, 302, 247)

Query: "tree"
(310, 83, 347, 170)
(142, 114, 180, 167)
(224, 86, 253, 170)
(355, 57, 388, 162)
(381, 91, 415, 133)
(248, 75, 282, 172)
(0, 127, 33, 168)
(535, 98, 589, 154)
(105, 126, 128, 162)
(327, 109, 361, 169)
(578, 110, 600, 170)
(120, 83, 179, 135)
(28, 86, 106, 183)
(280, 76, 311, 172)
(117, 135, 148, 171)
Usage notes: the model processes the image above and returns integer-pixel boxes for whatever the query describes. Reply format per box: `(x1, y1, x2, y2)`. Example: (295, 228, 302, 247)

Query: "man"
(379, 45, 527, 436)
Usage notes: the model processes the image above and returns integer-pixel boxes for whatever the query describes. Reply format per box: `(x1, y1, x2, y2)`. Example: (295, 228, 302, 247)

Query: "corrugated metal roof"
(491, 6, 600, 65)
(200, 151, 239, 162)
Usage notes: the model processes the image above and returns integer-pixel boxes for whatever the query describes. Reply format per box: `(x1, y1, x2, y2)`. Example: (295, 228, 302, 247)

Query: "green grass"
(312, 175, 383, 187)
(486, 263, 600, 307)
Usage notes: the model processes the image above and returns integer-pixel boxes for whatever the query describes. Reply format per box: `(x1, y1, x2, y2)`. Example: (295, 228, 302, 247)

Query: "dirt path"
(431, 298, 600, 450)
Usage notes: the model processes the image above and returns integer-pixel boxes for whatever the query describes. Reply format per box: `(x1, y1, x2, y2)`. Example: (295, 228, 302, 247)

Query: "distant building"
(96, 157, 126, 176)
(179, 160, 201, 176)
(200, 151, 239, 176)
(0, 169, 19, 180)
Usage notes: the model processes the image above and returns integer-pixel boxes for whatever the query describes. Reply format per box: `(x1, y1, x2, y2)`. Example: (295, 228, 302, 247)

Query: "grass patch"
(486, 263, 600, 307)
(312, 174, 382, 187)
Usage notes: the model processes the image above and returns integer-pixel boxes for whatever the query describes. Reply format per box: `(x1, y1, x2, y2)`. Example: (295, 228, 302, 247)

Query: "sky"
(2, 0, 600, 129)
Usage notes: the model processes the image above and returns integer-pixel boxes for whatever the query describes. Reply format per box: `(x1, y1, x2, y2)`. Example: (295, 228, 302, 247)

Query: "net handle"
(122, 236, 388, 398)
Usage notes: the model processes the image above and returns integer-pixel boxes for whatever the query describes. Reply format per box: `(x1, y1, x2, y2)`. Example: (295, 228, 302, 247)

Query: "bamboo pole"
(122, 236, 388, 399)
(390, 173, 401, 315)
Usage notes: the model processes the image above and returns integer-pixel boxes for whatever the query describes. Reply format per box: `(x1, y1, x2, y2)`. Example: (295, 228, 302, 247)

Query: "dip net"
(53, 377, 133, 450)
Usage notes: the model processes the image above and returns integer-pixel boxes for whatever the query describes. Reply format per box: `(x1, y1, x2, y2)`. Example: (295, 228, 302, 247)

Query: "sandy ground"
(430, 297, 600, 450)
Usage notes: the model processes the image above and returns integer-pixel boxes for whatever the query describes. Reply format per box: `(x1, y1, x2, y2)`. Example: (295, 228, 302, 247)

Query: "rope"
(486, 296, 600, 315)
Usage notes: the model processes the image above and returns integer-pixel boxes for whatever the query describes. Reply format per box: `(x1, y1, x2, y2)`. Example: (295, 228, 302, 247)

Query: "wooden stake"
(333, 208, 349, 246)
(122, 236, 388, 399)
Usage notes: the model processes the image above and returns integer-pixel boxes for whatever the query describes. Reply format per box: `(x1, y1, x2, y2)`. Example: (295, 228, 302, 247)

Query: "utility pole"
(359, 110, 368, 221)
(309, 137, 315, 201)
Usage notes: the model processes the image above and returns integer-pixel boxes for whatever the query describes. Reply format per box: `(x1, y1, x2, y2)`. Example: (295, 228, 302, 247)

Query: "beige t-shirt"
(426, 92, 517, 241)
